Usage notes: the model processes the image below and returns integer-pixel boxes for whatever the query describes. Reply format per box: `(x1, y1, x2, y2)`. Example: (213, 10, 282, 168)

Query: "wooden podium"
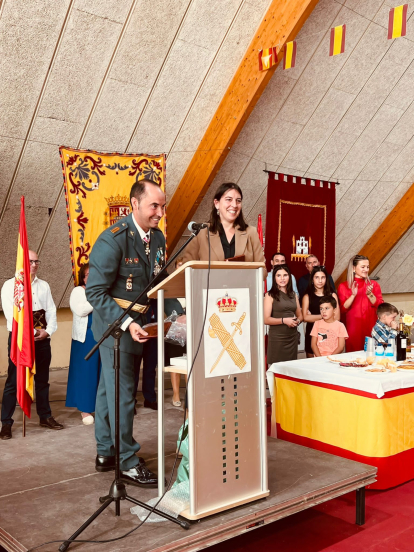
(148, 261, 269, 520)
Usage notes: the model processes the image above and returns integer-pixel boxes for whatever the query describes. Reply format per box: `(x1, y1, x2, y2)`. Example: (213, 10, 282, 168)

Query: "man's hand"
(34, 329, 49, 341)
(391, 320, 398, 330)
(129, 322, 149, 343)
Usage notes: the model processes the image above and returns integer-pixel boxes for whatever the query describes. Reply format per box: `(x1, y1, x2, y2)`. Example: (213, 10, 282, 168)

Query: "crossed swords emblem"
(208, 312, 247, 373)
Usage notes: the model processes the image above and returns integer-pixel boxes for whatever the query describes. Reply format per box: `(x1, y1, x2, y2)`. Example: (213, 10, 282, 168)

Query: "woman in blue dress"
(66, 263, 101, 424)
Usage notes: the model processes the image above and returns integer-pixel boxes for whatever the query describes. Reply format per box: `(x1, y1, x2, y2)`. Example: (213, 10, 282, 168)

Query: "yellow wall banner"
(59, 147, 166, 285)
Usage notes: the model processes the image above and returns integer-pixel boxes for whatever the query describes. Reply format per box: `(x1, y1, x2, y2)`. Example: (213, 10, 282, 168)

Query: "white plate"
(339, 364, 366, 371)
(397, 367, 414, 372)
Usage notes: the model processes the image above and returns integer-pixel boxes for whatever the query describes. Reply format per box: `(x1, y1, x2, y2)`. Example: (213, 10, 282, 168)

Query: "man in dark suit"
(86, 179, 183, 487)
(298, 254, 336, 301)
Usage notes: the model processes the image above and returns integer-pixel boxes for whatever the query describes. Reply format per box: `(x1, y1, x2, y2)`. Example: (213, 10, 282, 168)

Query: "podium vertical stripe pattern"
(283, 41, 296, 69)
(329, 24, 346, 56)
(388, 4, 408, 39)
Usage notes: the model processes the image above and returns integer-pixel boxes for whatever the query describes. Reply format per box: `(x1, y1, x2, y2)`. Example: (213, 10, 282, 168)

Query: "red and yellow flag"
(329, 24, 346, 56)
(257, 214, 266, 292)
(258, 47, 277, 71)
(388, 4, 408, 39)
(283, 41, 297, 70)
(10, 197, 36, 418)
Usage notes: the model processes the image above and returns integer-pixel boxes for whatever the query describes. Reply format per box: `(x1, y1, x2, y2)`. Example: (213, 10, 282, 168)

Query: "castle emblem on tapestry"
(291, 235, 312, 262)
(59, 147, 166, 285)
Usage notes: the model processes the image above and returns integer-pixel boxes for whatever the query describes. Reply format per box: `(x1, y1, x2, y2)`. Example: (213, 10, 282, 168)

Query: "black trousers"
(1, 333, 52, 425)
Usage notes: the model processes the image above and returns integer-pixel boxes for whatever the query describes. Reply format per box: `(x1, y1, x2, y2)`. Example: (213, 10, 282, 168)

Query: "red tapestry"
(264, 172, 336, 282)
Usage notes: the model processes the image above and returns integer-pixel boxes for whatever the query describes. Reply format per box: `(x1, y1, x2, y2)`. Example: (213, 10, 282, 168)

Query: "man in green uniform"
(86, 179, 183, 487)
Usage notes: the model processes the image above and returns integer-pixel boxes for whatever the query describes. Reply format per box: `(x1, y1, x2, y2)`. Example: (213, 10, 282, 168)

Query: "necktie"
(142, 234, 150, 257)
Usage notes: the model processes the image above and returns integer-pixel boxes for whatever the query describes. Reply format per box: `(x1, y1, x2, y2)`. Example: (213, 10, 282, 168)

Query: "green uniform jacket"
(86, 213, 182, 354)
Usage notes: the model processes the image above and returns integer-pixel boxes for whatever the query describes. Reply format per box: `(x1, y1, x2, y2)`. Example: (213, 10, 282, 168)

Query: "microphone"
(187, 221, 208, 233)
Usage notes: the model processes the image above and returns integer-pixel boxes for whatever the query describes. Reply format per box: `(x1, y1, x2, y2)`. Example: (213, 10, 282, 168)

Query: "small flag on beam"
(388, 4, 408, 39)
(283, 40, 297, 70)
(258, 47, 277, 71)
(329, 24, 346, 56)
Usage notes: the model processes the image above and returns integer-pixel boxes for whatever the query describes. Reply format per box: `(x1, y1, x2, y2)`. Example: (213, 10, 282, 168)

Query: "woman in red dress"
(337, 255, 383, 352)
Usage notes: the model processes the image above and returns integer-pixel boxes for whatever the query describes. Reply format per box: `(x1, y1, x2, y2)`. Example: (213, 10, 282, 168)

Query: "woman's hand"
(283, 317, 299, 328)
(366, 283, 374, 296)
(351, 281, 358, 296)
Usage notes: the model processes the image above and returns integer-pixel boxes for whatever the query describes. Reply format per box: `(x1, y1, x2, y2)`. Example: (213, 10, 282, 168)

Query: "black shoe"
(95, 455, 115, 472)
(39, 416, 64, 430)
(121, 461, 158, 488)
(143, 400, 158, 411)
(0, 424, 12, 440)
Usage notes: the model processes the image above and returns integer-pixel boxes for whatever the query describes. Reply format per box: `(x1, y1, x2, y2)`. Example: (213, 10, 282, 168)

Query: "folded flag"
(283, 41, 297, 70)
(329, 24, 346, 56)
(388, 4, 408, 39)
(258, 47, 277, 71)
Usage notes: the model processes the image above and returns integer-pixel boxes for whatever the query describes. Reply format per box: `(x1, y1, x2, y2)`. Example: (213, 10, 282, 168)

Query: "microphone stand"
(59, 229, 201, 551)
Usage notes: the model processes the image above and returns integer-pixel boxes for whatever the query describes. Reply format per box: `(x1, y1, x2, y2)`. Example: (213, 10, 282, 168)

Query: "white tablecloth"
(267, 351, 414, 398)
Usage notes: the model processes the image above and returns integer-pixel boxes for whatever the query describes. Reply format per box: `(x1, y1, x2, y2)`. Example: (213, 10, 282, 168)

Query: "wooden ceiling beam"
(166, 0, 319, 251)
(335, 183, 414, 286)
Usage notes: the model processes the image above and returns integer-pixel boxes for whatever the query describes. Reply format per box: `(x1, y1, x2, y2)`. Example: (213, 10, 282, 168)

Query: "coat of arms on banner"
(203, 289, 251, 378)
(59, 147, 166, 285)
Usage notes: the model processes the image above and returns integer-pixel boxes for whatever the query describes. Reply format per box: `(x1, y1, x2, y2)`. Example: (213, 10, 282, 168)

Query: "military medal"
(134, 258, 139, 264)
(126, 274, 133, 291)
(154, 247, 165, 276)
(142, 234, 150, 257)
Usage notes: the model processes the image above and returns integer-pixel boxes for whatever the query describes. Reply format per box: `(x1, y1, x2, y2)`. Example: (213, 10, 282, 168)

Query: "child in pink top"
(311, 296, 348, 357)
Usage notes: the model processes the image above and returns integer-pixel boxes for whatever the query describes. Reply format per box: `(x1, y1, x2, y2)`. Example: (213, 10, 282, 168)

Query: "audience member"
(264, 264, 302, 364)
(311, 296, 348, 357)
(298, 254, 336, 300)
(266, 252, 298, 294)
(337, 255, 383, 352)
(0, 250, 63, 440)
(302, 266, 340, 358)
(371, 303, 399, 345)
(65, 263, 101, 425)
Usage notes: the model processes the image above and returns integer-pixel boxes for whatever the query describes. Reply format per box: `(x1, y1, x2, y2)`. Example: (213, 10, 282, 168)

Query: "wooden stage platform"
(0, 413, 376, 551)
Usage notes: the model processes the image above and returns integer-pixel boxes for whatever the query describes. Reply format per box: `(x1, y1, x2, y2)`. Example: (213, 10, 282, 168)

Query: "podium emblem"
(203, 288, 251, 378)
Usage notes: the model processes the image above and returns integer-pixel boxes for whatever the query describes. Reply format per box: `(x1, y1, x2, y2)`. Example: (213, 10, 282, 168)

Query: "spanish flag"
(10, 197, 36, 418)
(329, 24, 346, 56)
(283, 41, 297, 70)
(388, 4, 408, 39)
(258, 47, 277, 71)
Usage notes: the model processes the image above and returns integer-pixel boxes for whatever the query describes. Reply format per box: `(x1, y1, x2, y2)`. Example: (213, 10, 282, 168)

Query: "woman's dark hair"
(208, 182, 248, 234)
(78, 263, 90, 287)
(268, 264, 294, 301)
(306, 266, 333, 297)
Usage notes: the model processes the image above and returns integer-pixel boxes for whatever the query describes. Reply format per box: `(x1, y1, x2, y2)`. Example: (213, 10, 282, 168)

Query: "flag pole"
(23, 412, 26, 437)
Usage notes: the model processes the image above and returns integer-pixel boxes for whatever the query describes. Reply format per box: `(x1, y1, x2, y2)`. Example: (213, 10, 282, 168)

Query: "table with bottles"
(267, 351, 414, 489)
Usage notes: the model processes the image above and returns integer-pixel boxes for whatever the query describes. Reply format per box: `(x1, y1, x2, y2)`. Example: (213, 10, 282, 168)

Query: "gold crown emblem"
(217, 292, 237, 313)
(105, 194, 130, 207)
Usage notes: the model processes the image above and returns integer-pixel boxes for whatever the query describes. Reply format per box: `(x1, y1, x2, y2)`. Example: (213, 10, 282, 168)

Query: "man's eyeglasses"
(29, 260, 41, 265)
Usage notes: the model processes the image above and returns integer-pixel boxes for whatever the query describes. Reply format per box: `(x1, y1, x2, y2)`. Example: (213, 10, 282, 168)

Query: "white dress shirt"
(1, 276, 58, 336)
(70, 286, 93, 342)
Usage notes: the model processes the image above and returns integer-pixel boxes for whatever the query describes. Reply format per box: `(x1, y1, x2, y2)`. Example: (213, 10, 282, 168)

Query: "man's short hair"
(271, 252, 286, 260)
(377, 302, 398, 318)
(130, 179, 161, 206)
(319, 295, 337, 309)
(306, 254, 318, 261)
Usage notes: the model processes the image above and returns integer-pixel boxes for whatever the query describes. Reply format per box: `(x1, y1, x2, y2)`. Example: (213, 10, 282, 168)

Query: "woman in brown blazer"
(182, 182, 267, 277)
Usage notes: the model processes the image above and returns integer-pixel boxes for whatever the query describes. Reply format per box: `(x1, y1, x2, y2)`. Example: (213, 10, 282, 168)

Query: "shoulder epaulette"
(107, 222, 128, 237)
